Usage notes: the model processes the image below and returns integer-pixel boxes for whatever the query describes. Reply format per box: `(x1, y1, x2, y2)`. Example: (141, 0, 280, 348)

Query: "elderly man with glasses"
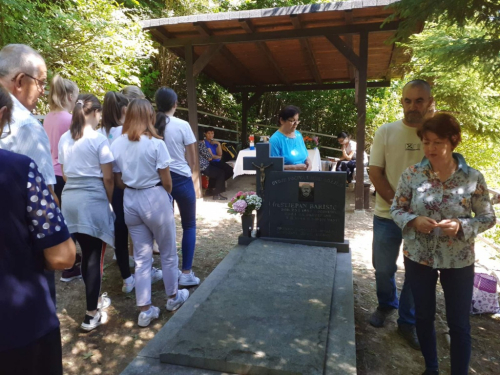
(0, 44, 60, 307)
(0, 44, 55, 192)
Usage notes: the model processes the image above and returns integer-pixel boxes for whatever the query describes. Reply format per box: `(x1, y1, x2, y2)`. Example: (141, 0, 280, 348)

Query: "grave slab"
(160, 240, 336, 374)
(121, 240, 356, 375)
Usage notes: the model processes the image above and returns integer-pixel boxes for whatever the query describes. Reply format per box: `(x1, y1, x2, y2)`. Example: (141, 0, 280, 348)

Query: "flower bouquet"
(303, 135, 319, 150)
(227, 191, 262, 216)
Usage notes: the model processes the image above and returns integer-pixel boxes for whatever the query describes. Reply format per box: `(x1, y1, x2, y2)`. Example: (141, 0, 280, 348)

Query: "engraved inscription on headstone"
(268, 172, 346, 243)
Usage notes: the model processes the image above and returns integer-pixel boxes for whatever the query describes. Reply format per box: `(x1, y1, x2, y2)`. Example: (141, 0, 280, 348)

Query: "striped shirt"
(0, 94, 56, 185)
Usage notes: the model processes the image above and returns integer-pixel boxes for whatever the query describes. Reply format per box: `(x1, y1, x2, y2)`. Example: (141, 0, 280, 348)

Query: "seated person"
(202, 127, 233, 199)
(269, 105, 312, 171)
(335, 131, 368, 184)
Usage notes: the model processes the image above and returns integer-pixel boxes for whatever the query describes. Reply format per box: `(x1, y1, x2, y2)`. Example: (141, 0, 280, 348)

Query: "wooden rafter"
(344, 11, 355, 81)
(290, 15, 322, 84)
(238, 19, 291, 85)
(325, 34, 361, 70)
(157, 21, 400, 47)
(192, 44, 223, 77)
(229, 80, 390, 94)
(193, 22, 261, 85)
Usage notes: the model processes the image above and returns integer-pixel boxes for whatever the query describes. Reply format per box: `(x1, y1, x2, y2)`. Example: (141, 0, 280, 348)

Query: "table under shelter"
(141, 0, 419, 210)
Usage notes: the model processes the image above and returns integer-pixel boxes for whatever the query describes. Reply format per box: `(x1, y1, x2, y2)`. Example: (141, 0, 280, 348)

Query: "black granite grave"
(241, 143, 349, 252)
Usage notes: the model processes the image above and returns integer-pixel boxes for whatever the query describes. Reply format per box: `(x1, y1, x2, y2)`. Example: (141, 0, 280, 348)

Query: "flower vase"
(241, 214, 255, 237)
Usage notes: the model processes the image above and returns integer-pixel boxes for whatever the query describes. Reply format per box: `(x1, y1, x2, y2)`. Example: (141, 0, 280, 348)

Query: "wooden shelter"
(142, 0, 414, 210)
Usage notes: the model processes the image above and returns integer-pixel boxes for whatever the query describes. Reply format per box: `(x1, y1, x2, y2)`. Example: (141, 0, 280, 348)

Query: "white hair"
(0, 44, 45, 78)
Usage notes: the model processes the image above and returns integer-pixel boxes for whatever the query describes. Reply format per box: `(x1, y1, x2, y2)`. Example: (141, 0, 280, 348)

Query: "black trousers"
(203, 165, 226, 195)
(0, 327, 63, 375)
(207, 162, 233, 192)
(405, 257, 474, 374)
(112, 187, 131, 280)
(74, 233, 105, 311)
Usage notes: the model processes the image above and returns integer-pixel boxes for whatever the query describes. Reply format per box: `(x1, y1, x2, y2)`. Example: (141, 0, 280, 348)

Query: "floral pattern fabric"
(198, 141, 212, 171)
(391, 153, 496, 269)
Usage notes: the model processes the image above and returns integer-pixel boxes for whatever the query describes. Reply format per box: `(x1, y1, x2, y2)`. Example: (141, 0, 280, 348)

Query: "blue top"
(269, 130, 308, 165)
(0, 149, 70, 351)
(204, 139, 221, 164)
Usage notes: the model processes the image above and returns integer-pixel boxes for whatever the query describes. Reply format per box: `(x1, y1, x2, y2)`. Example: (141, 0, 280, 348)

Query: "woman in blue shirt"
(269, 105, 311, 171)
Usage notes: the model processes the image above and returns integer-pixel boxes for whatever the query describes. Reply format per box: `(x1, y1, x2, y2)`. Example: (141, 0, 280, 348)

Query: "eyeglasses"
(287, 119, 300, 125)
(0, 122, 11, 139)
(11, 73, 47, 92)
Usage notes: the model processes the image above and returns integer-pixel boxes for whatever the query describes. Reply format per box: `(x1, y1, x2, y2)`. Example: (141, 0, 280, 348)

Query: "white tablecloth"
(233, 147, 321, 178)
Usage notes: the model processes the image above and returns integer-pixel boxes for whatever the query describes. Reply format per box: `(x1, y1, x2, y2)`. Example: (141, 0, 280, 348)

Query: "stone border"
(121, 241, 356, 375)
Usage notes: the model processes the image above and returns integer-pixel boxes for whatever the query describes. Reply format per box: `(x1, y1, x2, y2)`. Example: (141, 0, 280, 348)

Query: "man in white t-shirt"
(369, 80, 434, 350)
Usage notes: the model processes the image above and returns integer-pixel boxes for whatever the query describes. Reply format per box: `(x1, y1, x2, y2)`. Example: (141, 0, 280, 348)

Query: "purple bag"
(470, 273, 500, 314)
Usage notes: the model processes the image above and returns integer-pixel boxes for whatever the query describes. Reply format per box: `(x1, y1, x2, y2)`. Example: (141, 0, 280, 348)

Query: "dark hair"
(417, 113, 462, 149)
(278, 105, 301, 124)
(123, 99, 161, 142)
(0, 84, 13, 135)
(337, 131, 349, 139)
(154, 87, 178, 137)
(204, 127, 215, 134)
(102, 91, 129, 135)
(70, 94, 101, 141)
(403, 79, 431, 95)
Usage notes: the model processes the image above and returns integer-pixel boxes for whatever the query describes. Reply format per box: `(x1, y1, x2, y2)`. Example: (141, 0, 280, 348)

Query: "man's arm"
(369, 166, 395, 205)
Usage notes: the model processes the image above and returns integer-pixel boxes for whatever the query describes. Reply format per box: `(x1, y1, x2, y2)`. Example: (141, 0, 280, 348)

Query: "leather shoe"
(398, 324, 420, 350)
(369, 307, 396, 328)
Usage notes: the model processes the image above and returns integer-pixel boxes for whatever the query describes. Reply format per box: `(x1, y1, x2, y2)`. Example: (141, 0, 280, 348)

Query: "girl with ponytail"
(154, 87, 200, 288)
(58, 94, 115, 331)
(99, 91, 136, 293)
(111, 99, 189, 326)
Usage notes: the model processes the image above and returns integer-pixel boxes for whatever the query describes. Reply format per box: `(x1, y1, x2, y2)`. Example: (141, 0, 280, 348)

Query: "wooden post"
(185, 44, 202, 198)
(355, 31, 368, 211)
(241, 92, 249, 149)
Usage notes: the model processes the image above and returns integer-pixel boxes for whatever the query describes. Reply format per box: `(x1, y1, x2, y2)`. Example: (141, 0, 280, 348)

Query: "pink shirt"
(43, 111, 72, 176)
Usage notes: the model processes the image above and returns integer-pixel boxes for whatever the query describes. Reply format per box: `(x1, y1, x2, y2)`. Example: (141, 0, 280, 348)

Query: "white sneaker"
(151, 267, 163, 284)
(97, 292, 111, 310)
(138, 306, 160, 327)
(178, 269, 182, 279)
(122, 275, 135, 293)
(166, 289, 189, 312)
(81, 311, 108, 331)
(178, 271, 200, 287)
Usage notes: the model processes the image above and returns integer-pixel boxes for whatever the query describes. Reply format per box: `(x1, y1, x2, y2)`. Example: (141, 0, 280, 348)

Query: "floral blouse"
(391, 153, 496, 269)
(198, 141, 212, 172)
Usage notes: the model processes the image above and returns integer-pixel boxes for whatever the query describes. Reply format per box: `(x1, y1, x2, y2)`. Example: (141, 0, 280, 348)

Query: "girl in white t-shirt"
(154, 87, 200, 288)
(111, 99, 189, 327)
(99, 91, 140, 293)
(335, 131, 368, 184)
(58, 94, 115, 331)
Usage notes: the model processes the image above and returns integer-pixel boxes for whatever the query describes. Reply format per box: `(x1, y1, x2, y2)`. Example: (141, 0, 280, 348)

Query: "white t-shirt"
(98, 126, 123, 145)
(345, 140, 369, 164)
(163, 116, 196, 177)
(369, 119, 424, 219)
(58, 127, 114, 178)
(111, 134, 172, 189)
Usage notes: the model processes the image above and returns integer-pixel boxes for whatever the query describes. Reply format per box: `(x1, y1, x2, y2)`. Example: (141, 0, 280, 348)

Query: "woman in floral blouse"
(391, 113, 496, 375)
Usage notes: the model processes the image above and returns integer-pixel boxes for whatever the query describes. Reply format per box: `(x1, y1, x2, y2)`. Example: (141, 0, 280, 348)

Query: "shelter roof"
(142, 0, 411, 92)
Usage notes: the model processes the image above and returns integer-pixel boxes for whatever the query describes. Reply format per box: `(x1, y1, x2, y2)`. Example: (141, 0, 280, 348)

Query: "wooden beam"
(229, 80, 390, 94)
(194, 21, 260, 85)
(239, 19, 291, 85)
(290, 15, 322, 84)
(154, 21, 400, 47)
(185, 45, 202, 198)
(344, 11, 355, 81)
(325, 34, 361, 70)
(192, 43, 223, 77)
(354, 31, 369, 211)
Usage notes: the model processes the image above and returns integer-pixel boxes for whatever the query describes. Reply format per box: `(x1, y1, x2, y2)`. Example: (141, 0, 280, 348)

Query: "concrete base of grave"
(238, 235, 350, 253)
(121, 240, 356, 375)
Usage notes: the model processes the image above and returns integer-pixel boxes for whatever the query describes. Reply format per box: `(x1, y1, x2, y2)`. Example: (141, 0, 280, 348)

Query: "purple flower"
(232, 200, 248, 214)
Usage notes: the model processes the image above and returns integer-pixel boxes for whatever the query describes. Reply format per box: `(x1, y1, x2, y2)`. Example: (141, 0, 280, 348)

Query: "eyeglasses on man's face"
(11, 72, 47, 92)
